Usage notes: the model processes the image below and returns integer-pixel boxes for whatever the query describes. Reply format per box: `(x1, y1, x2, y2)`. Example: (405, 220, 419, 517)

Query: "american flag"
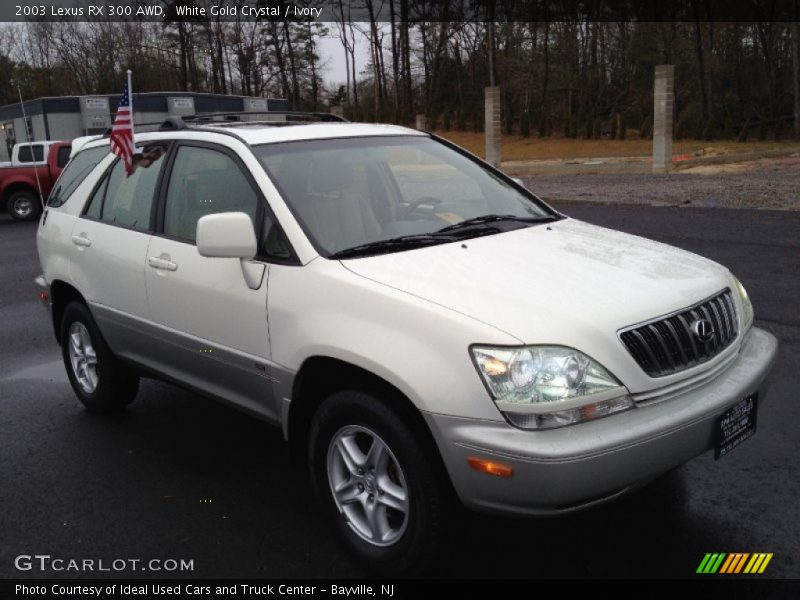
(110, 81, 135, 175)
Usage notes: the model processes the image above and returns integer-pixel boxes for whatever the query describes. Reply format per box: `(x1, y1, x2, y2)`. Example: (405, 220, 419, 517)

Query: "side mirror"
(196, 212, 264, 290)
(196, 212, 257, 259)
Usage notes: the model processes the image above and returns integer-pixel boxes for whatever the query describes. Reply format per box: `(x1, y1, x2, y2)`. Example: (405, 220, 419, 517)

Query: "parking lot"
(1, 201, 798, 578)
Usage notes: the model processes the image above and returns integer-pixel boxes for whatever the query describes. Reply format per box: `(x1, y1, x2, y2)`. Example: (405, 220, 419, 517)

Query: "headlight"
(733, 276, 754, 331)
(471, 346, 634, 429)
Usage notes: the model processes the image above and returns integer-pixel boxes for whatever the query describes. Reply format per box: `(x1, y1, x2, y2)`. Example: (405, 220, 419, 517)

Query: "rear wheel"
(60, 301, 139, 412)
(308, 390, 451, 575)
(7, 190, 42, 221)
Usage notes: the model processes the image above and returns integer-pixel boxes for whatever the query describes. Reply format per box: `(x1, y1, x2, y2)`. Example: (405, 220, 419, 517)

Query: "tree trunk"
(283, 22, 300, 107)
(389, 0, 400, 122)
(366, 0, 383, 120)
(401, 0, 413, 120)
(186, 25, 198, 92)
(420, 24, 429, 107)
(539, 20, 550, 137)
(349, 22, 359, 111)
(268, 22, 290, 102)
(692, 3, 709, 131)
(453, 39, 465, 129)
(177, 22, 189, 91)
(793, 21, 800, 139)
(425, 11, 451, 121)
(307, 22, 318, 111)
(203, 23, 220, 93)
(215, 17, 227, 94)
(487, 2, 496, 87)
(336, 0, 351, 106)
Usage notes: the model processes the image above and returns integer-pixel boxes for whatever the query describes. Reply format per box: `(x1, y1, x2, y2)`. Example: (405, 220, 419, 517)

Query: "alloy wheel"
(68, 322, 99, 394)
(327, 425, 410, 547)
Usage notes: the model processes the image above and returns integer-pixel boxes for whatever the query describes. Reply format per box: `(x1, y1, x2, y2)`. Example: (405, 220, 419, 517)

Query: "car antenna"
(15, 83, 45, 211)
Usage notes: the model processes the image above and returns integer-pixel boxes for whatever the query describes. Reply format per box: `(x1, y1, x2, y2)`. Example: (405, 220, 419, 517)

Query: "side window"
(83, 144, 167, 231)
(48, 146, 110, 207)
(163, 146, 258, 242)
(56, 146, 71, 168)
(18, 144, 44, 163)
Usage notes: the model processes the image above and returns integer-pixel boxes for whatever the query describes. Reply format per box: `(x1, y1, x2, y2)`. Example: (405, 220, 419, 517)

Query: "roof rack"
(159, 110, 348, 131)
(99, 110, 349, 143)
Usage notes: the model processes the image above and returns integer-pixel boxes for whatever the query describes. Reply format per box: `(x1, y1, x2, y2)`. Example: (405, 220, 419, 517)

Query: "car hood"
(341, 218, 732, 346)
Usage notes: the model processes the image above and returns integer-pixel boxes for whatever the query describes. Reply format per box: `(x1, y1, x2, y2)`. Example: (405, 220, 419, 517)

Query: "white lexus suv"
(36, 115, 777, 574)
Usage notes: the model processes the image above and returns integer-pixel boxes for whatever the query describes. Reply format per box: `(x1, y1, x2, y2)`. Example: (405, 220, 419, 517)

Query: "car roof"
(80, 121, 427, 152)
(204, 122, 426, 145)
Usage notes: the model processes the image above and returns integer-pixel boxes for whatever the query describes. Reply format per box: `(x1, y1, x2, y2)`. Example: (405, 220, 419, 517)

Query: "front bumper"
(425, 326, 778, 516)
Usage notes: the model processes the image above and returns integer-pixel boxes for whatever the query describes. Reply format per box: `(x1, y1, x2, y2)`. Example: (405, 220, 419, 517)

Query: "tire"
(308, 390, 451, 575)
(60, 301, 139, 413)
(7, 190, 42, 221)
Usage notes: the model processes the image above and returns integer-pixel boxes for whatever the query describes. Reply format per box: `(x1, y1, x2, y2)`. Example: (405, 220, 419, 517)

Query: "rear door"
(143, 141, 281, 419)
(68, 143, 168, 363)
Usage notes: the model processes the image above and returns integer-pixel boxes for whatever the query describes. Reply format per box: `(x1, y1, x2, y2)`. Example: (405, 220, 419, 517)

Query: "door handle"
(147, 255, 178, 271)
(71, 234, 92, 247)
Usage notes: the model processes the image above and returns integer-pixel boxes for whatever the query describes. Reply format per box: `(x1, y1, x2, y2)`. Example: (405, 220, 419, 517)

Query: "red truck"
(1, 141, 71, 221)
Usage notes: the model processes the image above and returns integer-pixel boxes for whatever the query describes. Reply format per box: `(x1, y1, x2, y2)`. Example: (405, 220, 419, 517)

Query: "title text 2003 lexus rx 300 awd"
(36, 118, 777, 574)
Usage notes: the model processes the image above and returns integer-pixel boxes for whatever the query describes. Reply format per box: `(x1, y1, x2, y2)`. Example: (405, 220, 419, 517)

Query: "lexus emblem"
(692, 318, 715, 343)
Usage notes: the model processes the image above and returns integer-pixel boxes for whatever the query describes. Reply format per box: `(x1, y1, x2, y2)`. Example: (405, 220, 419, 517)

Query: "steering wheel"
(400, 196, 443, 218)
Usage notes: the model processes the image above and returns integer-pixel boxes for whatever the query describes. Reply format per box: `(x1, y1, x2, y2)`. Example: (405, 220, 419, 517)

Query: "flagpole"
(17, 85, 44, 210)
(127, 69, 134, 151)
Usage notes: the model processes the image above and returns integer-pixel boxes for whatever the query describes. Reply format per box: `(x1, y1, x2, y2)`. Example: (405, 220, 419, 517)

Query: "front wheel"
(308, 390, 451, 575)
(60, 301, 139, 412)
(7, 190, 42, 221)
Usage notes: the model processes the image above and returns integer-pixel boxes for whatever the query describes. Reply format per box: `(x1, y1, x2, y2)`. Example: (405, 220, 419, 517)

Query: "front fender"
(267, 259, 517, 421)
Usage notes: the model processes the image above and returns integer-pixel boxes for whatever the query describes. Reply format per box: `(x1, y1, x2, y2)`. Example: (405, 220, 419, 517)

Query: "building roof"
(0, 92, 289, 122)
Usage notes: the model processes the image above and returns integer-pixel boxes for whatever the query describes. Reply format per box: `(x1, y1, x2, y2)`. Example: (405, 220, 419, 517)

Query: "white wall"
(47, 113, 84, 140)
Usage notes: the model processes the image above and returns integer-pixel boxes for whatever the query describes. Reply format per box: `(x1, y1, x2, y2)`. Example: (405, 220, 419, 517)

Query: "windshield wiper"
(330, 214, 561, 259)
(329, 233, 461, 259)
(436, 213, 559, 233)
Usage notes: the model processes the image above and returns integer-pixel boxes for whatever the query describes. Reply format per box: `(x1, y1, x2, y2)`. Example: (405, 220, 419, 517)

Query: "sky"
(315, 24, 374, 87)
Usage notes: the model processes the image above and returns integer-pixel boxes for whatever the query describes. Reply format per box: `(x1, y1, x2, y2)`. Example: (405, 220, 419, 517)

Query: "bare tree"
(389, 0, 400, 121)
(400, 0, 412, 120)
(793, 20, 800, 138)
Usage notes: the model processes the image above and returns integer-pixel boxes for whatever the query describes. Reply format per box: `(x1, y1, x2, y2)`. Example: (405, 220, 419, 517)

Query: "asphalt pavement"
(1, 202, 798, 579)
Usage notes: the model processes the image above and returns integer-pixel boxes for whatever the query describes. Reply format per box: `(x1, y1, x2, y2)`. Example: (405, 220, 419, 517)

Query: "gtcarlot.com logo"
(696, 552, 773, 574)
(15, 554, 194, 573)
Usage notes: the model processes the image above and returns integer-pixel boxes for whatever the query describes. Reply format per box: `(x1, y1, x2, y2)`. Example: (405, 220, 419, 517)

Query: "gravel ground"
(524, 154, 800, 210)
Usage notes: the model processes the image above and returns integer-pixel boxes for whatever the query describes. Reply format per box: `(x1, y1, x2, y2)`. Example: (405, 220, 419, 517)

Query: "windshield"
(255, 135, 554, 257)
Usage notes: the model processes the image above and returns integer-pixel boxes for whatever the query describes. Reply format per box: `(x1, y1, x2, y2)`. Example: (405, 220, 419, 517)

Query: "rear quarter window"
(47, 146, 110, 208)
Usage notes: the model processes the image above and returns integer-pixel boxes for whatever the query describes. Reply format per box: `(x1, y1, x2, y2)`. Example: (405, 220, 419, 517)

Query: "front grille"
(619, 289, 738, 377)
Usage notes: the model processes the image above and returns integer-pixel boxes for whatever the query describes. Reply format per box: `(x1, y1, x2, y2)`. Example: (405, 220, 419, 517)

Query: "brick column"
(485, 86, 501, 167)
(653, 65, 674, 173)
(415, 114, 427, 130)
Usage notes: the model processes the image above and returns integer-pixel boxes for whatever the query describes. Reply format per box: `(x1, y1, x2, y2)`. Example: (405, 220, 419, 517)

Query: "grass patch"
(433, 131, 800, 161)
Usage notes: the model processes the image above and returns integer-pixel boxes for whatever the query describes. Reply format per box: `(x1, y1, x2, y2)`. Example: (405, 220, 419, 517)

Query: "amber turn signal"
(467, 457, 514, 477)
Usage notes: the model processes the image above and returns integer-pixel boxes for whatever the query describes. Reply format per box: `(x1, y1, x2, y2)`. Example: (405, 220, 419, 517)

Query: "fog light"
(467, 457, 514, 477)
(504, 395, 635, 430)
